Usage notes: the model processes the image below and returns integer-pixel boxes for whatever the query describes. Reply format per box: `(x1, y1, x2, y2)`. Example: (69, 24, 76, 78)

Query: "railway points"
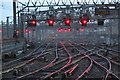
(1, 0, 120, 80)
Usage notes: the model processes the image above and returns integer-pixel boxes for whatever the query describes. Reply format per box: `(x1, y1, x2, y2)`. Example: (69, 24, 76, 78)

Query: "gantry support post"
(13, 0, 17, 31)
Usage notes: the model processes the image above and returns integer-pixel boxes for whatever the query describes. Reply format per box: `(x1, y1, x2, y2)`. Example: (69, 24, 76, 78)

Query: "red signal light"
(80, 17, 89, 26)
(58, 28, 63, 32)
(29, 31, 31, 33)
(64, 29, 67, 32)
(31, 20, 36, 26)
(50, 20, 53, 24)
(81, 19, 87, 26)
(82, 20, 87, 24)
(27, 19, 36, 27)
(25, 29, 29, 33)
(32, 20, 36, 25)
(16, 30, 19, 34)
(66, 20, 70, 24)
(65, 19, 71, 26)
(48, 19, 54, 26)
(0, 29, 2, 33)
(68, 27, 71, 32)
(80, 28, 85, 32)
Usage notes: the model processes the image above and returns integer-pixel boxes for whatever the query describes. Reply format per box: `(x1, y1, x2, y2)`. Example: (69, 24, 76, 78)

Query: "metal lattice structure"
(14, 0, 120, 38)
(17, 0, 120, 8)
(16, 0, 120, 21)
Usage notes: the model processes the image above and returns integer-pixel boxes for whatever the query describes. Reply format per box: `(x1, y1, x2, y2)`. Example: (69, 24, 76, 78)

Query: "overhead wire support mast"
(13, 0, 17, 32)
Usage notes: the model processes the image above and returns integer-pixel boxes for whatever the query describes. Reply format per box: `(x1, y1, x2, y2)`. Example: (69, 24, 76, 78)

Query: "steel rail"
(2, 42, 52, 74)
(68, 42, 94, 80)
(43, 41, 95, 79)
(68, 41, 119, 80)
(16, 47, 63, 79)
(42, 41, 72, 79)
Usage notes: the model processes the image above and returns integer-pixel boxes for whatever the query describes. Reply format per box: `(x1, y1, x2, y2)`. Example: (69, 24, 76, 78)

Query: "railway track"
(2, 41, 47, 71)
(2, 41, 57, 77)
(70, 41, 120, 80)
(42, 41, 76, 79)
(15, 41, 87, 79)
(2, 40, 120, 80)
(37, 41, 96, 79)
(16, 41, 72, 79)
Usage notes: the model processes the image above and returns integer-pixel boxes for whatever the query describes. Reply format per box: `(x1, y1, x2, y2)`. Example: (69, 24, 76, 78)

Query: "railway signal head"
(25, 28, 29, 33)
(58, 28, 63, 32)
(32, 20, 36, 25)
(48, 19, 54, 26)
(80, 28, 85, 32)
(68, 27, 71, 32)
(0, 29, 2, 32)
(97, 19, 104, 25)
(80, 19, 88, 26)
(65, 18, 71, 26)
(27, 19, 37, 27)
(64, 29, 67, 32)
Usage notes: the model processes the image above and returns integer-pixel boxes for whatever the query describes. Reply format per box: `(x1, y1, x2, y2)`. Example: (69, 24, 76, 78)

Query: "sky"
(0, 0, 119, 22)
(0, 0, 13, 22)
